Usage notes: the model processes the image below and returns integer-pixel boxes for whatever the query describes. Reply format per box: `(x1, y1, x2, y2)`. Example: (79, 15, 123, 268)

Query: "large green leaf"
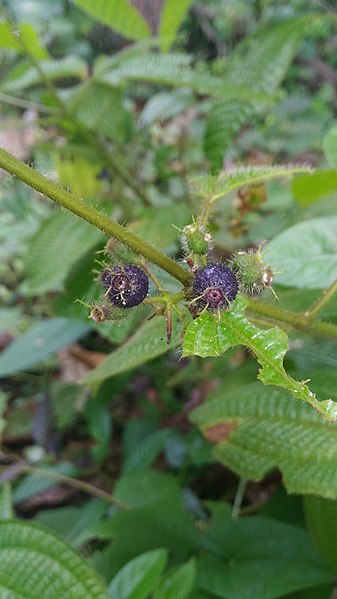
(190, 382, 337, 497)
(0, 520, 109, 598)
(197, 514, 335, 599)
(1, 55, 87, 93)
(82, 315, 180, 386)
(159, 0, 195, 51)
(0, 318, 90, 377)
(99, 53, 270, 99)
(73, 0, 150, 41)
(266, 216, 337, 289)
(304, 495, 337, 568)
(25, 210, 104, 294)
(182, 297, 337, 421)
(108, 548, 168, 599)
(190, 165, 311, 203)
(204, 19, 307, 170)
(0, 21, 48, 58)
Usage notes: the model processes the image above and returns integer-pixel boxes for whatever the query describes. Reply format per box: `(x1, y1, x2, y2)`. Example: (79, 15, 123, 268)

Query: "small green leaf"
(123, 429, 173, 474)
(266, 216, 337, 289)
(0, 318, 90, 377)
(292, 170, 337, 206)
(191, 165, 311, 203)
(183, 297, 337, 421)
(82, 316, 180, 386)
(159, 0, 194, 51)
(322, 124, 337, 169)
(153, 558, 196, 599)
(25, 210, 104, 294)
(108, 548, 168, 599)
(190, 382, 337, 497)
(0, 483, 14, 520)
(0, 520, 109, 598)
(0, 21, 48, 58)
(73, 0, 150, 41)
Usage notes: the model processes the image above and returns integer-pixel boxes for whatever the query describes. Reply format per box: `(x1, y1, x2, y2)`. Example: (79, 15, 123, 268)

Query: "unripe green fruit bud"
(182, 224, 211, 256)
(229, 249, 274, 295)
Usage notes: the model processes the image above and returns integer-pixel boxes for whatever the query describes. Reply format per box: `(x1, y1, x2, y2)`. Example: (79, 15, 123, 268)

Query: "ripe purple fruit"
(100, 264, 149, 308)
(191, 264, 239, 311)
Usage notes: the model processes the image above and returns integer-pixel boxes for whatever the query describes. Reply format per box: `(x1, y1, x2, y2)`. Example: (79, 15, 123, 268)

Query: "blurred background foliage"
(1, 0, 337, 597)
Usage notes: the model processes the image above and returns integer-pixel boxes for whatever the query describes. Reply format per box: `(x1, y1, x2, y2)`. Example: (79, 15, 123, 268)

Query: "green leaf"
(205, 19, 307, 169)
(73, 0, 150, 41)
(13, 463, 78, 504)
(182, 297, 337, 421)
(1, 55, 87, 93)
(0, 318, 90, 377)
(0, 21, 48, 58)
(0, 484, 14, 520)
(304, 495, 337, 568)
(0, 520, 109, 598)
(123, 429, 173, 474)
(108, 548, 168, 599)
(71, 83, 133, 144)
(266, 216, 337, 289)
(291, 170, 337, 206)
(159, 0, 194, 51)
(82, 316, 180, 386)
(99, 53, 269, 99)
(190, 381, 337, 498)
(197, 515, 335, 599)
(25, 210, 104, 294)
(190, 165, 311, 203)
(322, 124, 337, 169)
(114, 470, 182, 508)
(153, 558, 196, 599)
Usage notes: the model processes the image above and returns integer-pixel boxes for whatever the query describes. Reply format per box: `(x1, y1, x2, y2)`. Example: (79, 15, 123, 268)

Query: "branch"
(0, 147, 192, 286)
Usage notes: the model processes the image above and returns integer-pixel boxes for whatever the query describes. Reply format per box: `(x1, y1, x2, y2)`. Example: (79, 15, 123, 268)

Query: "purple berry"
(191, 264, 239, 311)
(100, 264, 149, 308)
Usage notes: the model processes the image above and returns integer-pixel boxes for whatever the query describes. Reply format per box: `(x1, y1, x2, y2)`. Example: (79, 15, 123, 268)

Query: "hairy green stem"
(0, 147, 192, 285)
(304, 279, 337, 320)
(248, 299, 337, 339)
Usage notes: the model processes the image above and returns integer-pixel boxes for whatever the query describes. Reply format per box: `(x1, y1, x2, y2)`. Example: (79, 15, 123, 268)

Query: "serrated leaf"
(0, 318, 90, 377)
(205, 19, 307, 169)
(159, 0, 194, 51)
(0, 21, 48, 58)
(0, 484, 14, 520)
(73, 0, 150, 41)
(0, 520, 109, 598)
(267, 216, 337, 289)
(25, 210, 104, 294)
(82, 316, 180, 386)
(190, 382, 337, 498)
(190, 165, 311, 203)
(108, 548, 168, 599)
(154, 558, 196, 599)
(183, 296, 337, 421)
(1, 55, 87, 93)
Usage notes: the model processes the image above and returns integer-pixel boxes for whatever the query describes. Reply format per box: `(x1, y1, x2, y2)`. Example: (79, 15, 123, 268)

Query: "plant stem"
(0, 147, 192, 285)
(232, 477, 247, 518)
(247, 299, 337, 339)
(304, 279, 337, 320)
(19, 464, 130, 510)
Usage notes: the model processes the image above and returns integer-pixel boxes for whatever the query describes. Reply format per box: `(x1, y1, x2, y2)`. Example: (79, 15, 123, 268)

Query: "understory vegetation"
(1, 0, 337, 597)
